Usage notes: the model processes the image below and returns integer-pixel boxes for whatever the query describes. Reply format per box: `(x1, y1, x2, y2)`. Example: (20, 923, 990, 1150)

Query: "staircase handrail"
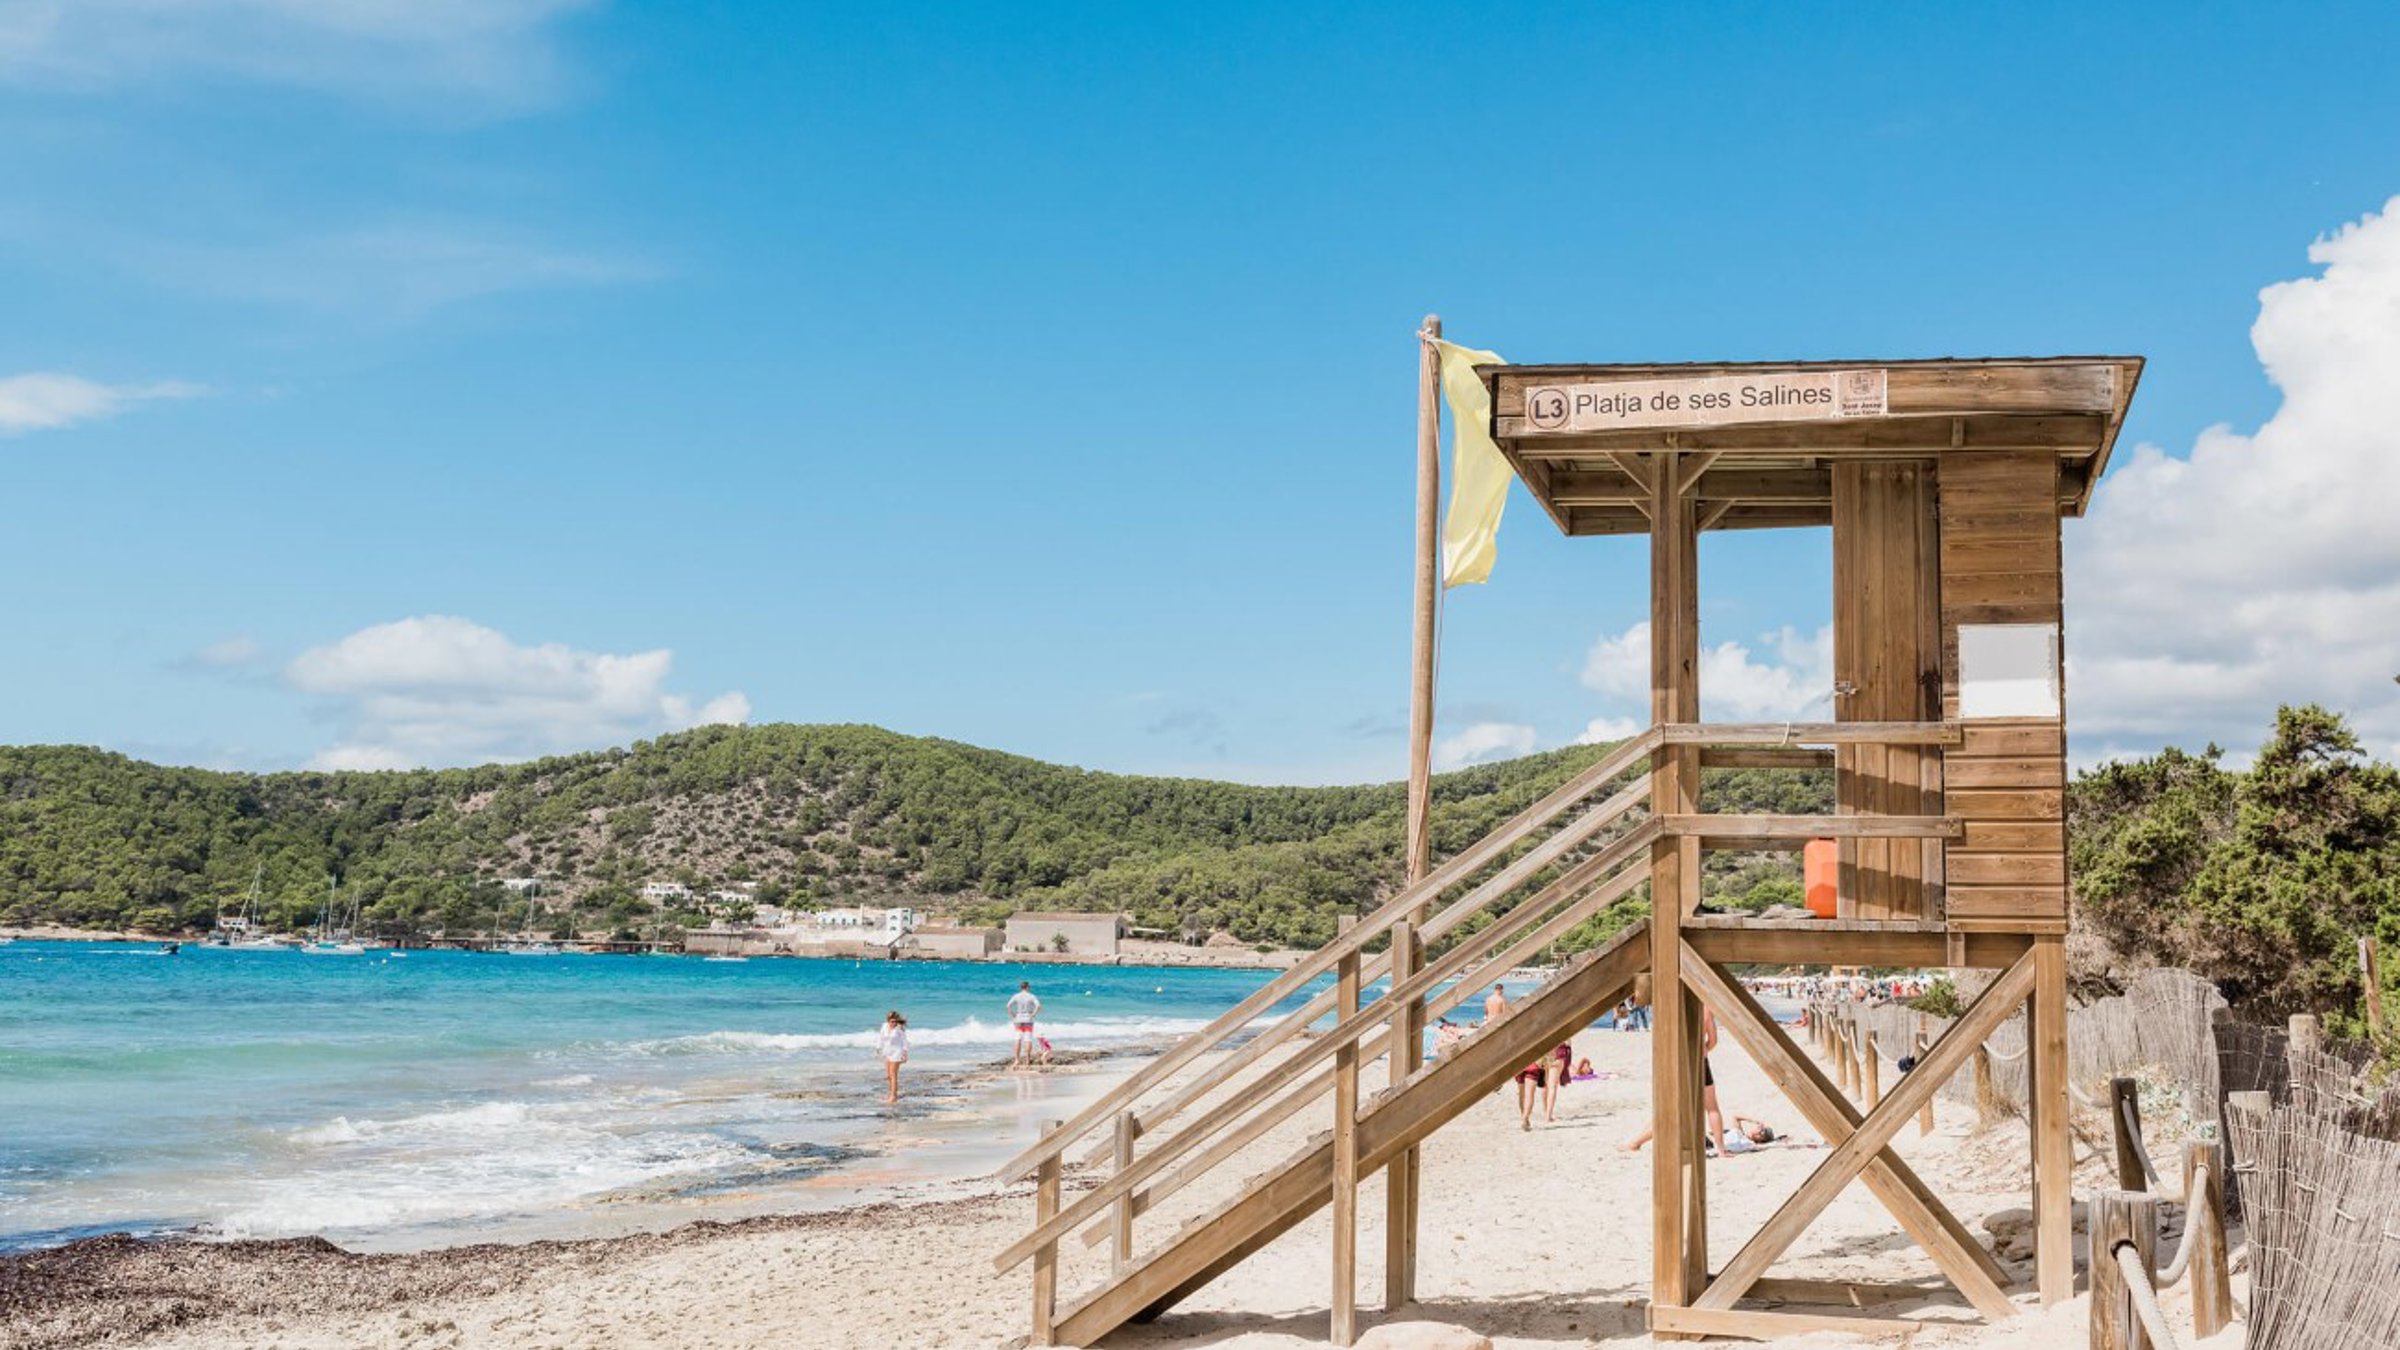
(993, 725, 1663, 1184)
(995, 815, 1659, 1275)
(1079, 838, 1656, 1249)
(1071, 771, 1653, 1171)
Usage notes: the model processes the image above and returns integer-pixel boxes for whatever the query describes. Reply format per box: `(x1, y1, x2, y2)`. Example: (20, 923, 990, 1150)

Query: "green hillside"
(8, 705, 2396, 1022)
(0, 723, 1823, 947)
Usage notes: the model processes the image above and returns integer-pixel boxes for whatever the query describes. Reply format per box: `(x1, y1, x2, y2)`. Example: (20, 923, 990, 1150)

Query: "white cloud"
(1574, 715, 1644, 746)
(1434, 721, 1537, 771)
(0, 0, 595, 110)
(1581, 620, 1834, 723)
(287, 615, 749, 771)
(2070, 196, 2400, 763)
(0, 372, 201, 435)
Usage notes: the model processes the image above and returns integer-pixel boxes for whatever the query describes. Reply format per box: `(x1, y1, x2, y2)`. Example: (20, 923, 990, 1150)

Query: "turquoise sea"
(0, 941, 1324, 1253)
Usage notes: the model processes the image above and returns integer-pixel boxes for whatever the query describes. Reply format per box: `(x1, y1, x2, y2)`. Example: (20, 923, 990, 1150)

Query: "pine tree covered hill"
(15, 704, 2392, 1016)
(0, 723, 1825, 947)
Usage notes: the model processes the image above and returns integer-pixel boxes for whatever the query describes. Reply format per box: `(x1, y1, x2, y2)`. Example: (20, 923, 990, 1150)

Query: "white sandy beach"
(43, 1012, 2240, 1350)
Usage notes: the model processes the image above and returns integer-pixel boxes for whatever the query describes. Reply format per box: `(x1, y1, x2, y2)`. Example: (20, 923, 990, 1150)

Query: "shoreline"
(0, 930, 1314, 973)
(0, 1014, 2245, 1350)
(0, 1033, 1177, 1262)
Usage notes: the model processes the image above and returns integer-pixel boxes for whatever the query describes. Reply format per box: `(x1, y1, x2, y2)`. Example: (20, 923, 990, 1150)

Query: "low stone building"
(909, 924, 1003, 959)
(1004, 911, 1126, 957)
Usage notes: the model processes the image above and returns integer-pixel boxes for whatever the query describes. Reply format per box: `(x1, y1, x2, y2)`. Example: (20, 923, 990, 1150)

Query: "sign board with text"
(1521, 368, 1889, 433)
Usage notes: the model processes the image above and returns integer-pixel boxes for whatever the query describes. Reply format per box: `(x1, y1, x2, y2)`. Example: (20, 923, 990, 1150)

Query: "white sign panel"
(1521, 368, 1889, 433)
(1958, 623, 2061, 719)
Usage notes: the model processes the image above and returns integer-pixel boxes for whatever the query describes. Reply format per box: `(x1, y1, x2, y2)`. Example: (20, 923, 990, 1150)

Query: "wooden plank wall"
(1831, 462, 1941, 921)
(1938, 451, 2069, 930)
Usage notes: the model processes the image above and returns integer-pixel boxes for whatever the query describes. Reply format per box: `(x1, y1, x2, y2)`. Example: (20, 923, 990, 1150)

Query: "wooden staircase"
(991, 729, 1666, 1346)
(1055, 920, 1649, 1344)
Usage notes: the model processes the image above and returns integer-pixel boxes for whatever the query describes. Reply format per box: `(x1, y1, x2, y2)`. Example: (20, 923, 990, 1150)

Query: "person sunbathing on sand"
(1719, 1115, 1779, 1153)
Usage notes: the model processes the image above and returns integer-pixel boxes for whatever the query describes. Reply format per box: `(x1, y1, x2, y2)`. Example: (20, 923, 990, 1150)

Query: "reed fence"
(1809, 967, 2400, 1350)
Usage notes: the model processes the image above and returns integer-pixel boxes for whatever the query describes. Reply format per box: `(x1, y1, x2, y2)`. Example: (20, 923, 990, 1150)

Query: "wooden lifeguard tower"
(993, 345, 2142, 1344)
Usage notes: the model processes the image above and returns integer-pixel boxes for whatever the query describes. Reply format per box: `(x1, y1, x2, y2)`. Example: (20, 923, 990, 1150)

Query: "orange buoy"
(1803, 838, 1838, 919)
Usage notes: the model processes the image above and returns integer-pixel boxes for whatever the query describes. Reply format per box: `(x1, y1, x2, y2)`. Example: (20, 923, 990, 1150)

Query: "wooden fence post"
(1032, 1119, 1063, 1347)
(2110, 1077, 2148, 1192)
(2289, 1012, 2321, 1059)
(2362, 936, 2386, 1038)
(1915, 1016, 1935, 1136)
(1331, 914, 1360, 1347)
(2088, 1189, 2160, 1350)
(1863, 1028, 1881, 1109)
(1973, 1045, 1996, 1123)
(2184, 1140, 2232, 1340)
(1112, 1111, 1141, 1270)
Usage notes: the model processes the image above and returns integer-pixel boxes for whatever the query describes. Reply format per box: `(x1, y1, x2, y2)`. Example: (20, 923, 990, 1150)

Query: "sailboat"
(222, 866, 290, 950)
(300, 877, 366, 955)
(499, 888, 559, 956)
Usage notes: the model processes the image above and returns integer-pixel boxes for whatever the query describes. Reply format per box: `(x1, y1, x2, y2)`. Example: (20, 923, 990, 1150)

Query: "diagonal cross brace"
(1685, 946, 2037, 1317)
(1680, 947, 2015, 1319)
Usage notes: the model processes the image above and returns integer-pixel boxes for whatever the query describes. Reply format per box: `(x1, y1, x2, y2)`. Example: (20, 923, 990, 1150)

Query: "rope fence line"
(2113, 1240, 2181, 1350)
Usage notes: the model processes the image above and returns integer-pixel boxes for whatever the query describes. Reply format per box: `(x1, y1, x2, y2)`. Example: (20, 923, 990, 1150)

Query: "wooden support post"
(2088, 1190, 2160, 1350)
(2110, 1077, 2147, 1192)
(2289, 1012, 2321, 1059)
(1384, 916, 1421, 1309)
(1862, 1029, 1881, 1110)
(1648, 445, 1706, 1337)
(1111, 1112, 1141, 1270)
(1915, 1018, 1935, 1136)
(1032, 1119, 1063, 1347)
(2363, 936, 2387, 1038)
(2184, 1141, 2232, 1340)
(1324, 908, 1363, 1335)
(1330, 915, 1361, 1347)
(1835, 1017, 1852, 1094)
(2029, 935, 2073, 1305)
(1973, 1045, 1997, 1124)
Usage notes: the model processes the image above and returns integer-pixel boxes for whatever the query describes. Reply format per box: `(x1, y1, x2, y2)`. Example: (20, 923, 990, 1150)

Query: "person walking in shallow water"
(878, 1010, 909, 1104)
(1007, 981, 1042, 1069)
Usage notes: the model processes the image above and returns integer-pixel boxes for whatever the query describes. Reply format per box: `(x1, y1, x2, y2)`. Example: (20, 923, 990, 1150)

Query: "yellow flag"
(1434, 338, 1510, 587)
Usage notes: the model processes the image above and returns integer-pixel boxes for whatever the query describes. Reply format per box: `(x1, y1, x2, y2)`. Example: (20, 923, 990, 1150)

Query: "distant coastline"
(0, 928, 1310, 972)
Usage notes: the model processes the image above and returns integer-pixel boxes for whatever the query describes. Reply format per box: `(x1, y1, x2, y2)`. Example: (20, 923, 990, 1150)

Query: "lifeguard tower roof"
(1479, 355, 2144, 537)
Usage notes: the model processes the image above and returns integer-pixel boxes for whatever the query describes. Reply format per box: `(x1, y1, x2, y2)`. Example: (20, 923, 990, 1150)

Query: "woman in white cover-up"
(878, 1010, 909, 1104)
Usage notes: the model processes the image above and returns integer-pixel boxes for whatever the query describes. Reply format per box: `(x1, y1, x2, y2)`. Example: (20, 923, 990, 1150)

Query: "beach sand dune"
(10, 1020, 2241, 1349)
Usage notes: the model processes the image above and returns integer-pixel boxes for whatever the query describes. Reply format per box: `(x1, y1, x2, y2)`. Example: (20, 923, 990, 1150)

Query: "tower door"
(1831, 461, 1942, 920)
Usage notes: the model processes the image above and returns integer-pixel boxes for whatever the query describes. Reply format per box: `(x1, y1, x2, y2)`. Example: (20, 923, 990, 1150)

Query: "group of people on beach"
(1427, 979, 1777, 1151)
(875, 974, 1780, 1160)
(873, 979, 1055, 1104)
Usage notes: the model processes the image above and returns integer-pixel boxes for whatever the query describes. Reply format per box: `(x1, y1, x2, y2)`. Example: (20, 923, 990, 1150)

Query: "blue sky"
(4, 2, 2399, 781)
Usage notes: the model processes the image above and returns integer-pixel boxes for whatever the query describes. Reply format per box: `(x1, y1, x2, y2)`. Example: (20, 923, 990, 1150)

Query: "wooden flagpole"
(1407, 314, 1442, 881)
(1387, 313, 1441, 1311)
